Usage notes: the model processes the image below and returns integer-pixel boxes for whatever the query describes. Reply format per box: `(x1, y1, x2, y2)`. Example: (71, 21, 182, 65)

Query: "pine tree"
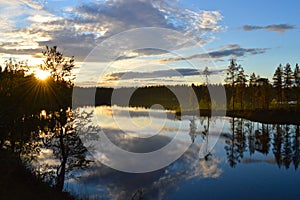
(282, 63, 293, 104)
(225, 59, 239, 86)
(294, 64, 300, 108)
(225, 59, 239, 110)
(249, 73, 257, 86)
(283, 63, 293, 88)
(236, 67, 247, 109)
(294, 63, 300, 87)
(273, 65, 283, 89)
(273, 64, 283, 103)
(249, 73, 257, 110)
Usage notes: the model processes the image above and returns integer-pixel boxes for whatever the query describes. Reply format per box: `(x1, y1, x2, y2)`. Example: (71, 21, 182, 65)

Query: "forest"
(78, 59, 300, 124)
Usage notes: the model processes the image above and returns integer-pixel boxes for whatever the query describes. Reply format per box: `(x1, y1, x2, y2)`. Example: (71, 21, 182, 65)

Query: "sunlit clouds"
(0, 0, 224, 63)
(1, 0, 299, 86)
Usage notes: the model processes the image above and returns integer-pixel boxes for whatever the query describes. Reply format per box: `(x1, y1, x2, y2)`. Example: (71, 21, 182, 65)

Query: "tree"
(282, 125, 293, 169)
(294, 63, 300, 87)
(273, 65, 283, 103)
(273, 64, 283, 88)
(42, 46, 75, 82)
(282, 63, 294, 104)
(203, 66, 211, 85)
(254, 123, 271, 155)
(248, 73, 257, 110)
(224, 118, 243, 167)
(248, 73, 258, 110)
(4, 58, 28, 73)
(225, 59, 239, 86)
(236, 67, 247, 109)
(236, 67, 247, 86)
(294, 64, 300, 109)
(249, 73, 257, 86)
(41, 109, 91, 192)
(293, 125, 300, 170)
(225, 59, 239, 110)
(0, 48, 82, 193)
(273, 124, 283, 168)
(283, 63, 293, 88)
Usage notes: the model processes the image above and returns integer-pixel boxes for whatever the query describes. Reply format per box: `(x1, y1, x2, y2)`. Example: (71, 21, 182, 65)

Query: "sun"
(35, 70, 50, 80)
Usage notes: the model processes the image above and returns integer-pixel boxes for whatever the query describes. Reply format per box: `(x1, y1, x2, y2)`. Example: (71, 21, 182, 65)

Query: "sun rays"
(35, 70, 50, 81)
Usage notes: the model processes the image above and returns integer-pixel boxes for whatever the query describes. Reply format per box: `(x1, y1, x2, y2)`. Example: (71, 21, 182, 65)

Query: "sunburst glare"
(35, 70, 50, 80)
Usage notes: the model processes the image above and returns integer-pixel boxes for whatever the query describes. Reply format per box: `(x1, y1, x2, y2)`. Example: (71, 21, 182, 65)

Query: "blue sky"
(0, 0, 299, 86)
(195, 0, 300, 77)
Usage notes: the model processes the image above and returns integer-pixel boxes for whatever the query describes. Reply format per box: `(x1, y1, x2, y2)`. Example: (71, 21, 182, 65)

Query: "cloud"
(0, 0, 224, 62)
(19, 0, 44, 9)
(104, 68, 225, 81)
(0, 0, 53, 58)
(161, 44, 269, 63)
(225, 44, 240, 49)
(243, 24, 295, 33)
(76, 123, 222, 199)
(114, 49, 169, 61)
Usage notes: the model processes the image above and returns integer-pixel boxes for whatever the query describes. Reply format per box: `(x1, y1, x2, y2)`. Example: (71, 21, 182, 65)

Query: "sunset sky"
(0, 0, 299, 86)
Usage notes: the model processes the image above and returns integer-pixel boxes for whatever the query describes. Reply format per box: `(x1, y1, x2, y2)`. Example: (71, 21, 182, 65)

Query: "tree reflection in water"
(224, 118, 300, 170)
(0, 108, 93, 192)
(2, 103, 300, 198)
(73, 109, 300, 199)
(38, 108, 92, 191)
(189, 116, 212, 160)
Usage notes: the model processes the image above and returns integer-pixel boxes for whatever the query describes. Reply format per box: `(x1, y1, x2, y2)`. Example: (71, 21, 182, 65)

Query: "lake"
(56, 106, 300, 199)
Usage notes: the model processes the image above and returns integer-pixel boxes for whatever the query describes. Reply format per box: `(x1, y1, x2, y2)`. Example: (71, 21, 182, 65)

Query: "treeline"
(76, 59, 300, 117)
(224, 59, 300, 111)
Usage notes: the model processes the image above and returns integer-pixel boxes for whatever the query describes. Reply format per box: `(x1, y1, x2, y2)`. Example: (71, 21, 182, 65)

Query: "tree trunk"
(232, 86, 235, 111)
(56, 158, 67, 192)
(56, 128, 67, 192)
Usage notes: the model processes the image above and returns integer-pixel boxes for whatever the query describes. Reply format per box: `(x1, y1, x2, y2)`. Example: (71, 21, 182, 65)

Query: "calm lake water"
(60, 106, 300, 199)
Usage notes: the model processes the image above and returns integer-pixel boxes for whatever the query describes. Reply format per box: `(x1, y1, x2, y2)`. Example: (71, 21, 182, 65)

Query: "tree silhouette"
(249, 73, 257, 110)
(282, 125, 292, 169)
(235, 119, 246, 160)
(293, 125, 300, 170)
(203, 66, 211, 85)
(294, 64, 300, 87)
(236, 67, 247, 110)
(225, 118, 243, 168)
(41, 109, 91, 192)
(273, 65, 283, 104)
(283, 63, 293, 88)
(0, 46, 92, 193)
(225, 59, 240, 111)
(42, 46, 75, 82)
(273, 124, 283, 168)
(252, 123, 271, 155)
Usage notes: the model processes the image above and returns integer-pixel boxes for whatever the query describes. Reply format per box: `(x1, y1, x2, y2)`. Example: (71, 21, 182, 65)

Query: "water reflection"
(69, 143, 222, 200)
(2, 105, 300, 199)
(38, 108, 92, 191)
(68, 106, 300, 199)
(223, 118, 300, 170)
(0, 108, 92, 192)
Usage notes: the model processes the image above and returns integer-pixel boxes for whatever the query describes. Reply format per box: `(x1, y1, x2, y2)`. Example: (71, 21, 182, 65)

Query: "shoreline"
(176, 109, 300, 125)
